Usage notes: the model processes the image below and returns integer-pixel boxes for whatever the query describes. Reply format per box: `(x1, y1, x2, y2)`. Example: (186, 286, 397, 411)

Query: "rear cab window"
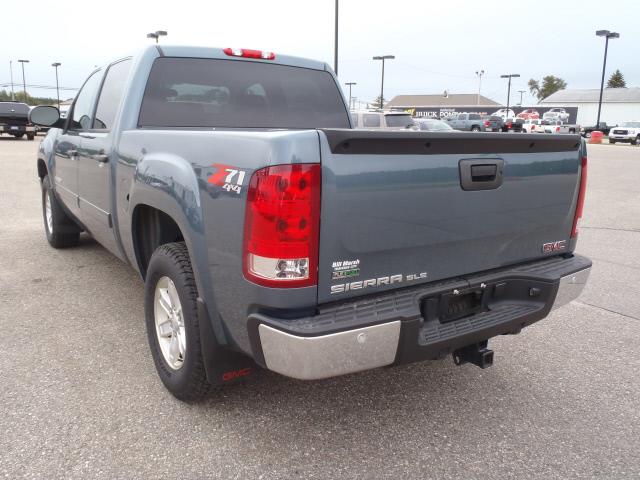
(138, 58, 350, 129)
(384, 114, 414, 128)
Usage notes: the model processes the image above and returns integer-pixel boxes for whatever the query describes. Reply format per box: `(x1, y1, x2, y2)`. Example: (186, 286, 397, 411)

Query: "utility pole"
(334, 0, 339, 75)
(595, 29, 620, 128)
(18, 59, 29, 103)
(52, 63, 62, 109)
(373, 55, 395, 109)
(500, 73, 520, 118)
(345, 82, 356, 110)
(517, 90, 526, 105)
(475, 70, 484, 105)
(9, 61, 15, 100)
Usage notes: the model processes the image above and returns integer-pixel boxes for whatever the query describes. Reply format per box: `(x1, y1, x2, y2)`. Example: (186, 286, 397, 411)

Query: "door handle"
(93, 154, 109, 163)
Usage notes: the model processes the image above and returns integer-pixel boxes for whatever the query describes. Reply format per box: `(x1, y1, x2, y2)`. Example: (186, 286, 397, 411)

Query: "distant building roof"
(540, 87, 640, 104)
(386, 94, 500, 108)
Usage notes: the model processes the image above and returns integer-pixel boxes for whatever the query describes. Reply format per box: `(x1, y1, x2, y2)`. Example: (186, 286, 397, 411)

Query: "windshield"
(139, 57, 350, 129)
(620, 121, 640, 128)
(385, 114, 415, 128)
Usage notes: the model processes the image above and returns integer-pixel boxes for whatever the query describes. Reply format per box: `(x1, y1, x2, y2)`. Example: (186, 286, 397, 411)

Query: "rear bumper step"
(249, 254, 591, 380)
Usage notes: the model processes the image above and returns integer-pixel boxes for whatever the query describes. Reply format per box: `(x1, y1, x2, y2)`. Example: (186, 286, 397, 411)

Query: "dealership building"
(385, 94, 501, 118)
(539, 88, 640, 126)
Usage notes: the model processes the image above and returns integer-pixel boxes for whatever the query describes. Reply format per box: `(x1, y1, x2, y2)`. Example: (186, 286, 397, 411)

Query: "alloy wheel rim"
(45, 193, 53, 233)
(154, 276, 186, 370)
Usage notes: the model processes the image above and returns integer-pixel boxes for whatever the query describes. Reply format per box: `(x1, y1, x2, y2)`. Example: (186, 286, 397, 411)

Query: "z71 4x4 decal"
(208, 164, 247, 194)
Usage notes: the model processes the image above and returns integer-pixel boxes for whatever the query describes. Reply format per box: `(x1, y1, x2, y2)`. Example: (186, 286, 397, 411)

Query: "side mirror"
(29, 105, 61, 127)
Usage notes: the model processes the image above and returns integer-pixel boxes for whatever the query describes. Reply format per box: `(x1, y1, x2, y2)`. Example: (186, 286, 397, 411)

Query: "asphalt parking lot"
(1, 137, 639, 479)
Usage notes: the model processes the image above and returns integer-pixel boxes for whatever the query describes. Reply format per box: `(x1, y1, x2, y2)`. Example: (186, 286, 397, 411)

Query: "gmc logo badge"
(542, 240, 567, 253)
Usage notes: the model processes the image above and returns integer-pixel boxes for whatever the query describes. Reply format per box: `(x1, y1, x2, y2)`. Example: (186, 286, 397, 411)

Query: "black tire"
(585, 132, 592, 138)
(609, 139, 616, 144)
(42, 175, 80, 248)
(14, 133, 25, 139)
(471, 126, 481, 132)
(632, 136, 640, 146)
(144, 242, 215, 401)
(27, 133, 35, 140)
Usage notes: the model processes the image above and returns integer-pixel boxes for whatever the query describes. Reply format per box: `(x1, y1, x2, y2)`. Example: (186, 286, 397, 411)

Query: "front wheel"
(585, 132, 592, 138)
(609, 139, 616, 144)
(27, 132, 35, 140)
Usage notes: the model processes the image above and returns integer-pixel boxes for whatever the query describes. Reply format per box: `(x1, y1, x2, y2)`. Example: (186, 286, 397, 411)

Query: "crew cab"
(608, 121, 640, 144)
(581, 122, 612, 137)
(543, 108, 570, 123)
(351, 110, 418, 130)
(541, 120, 579, 134)
(30, 46, 591, 401)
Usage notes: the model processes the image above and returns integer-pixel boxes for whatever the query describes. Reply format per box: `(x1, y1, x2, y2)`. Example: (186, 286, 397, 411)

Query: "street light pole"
(373, 55, 395, 110)
(334, 0, 338, 75)
(595, 29, 619, 128)
(475, 70, 484, 105)
(500, 73, 520, 118)
(345, 82, 356, 110)
(517, 90, 526, 106)
(52, 63, 61, 109)
(18, 59, 29, 103)
(9, 60, 15, 100)
(147, 30, 167, 43)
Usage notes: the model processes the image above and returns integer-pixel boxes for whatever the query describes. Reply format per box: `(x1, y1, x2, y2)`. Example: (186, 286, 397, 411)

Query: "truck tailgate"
(317, 130, 583, 303)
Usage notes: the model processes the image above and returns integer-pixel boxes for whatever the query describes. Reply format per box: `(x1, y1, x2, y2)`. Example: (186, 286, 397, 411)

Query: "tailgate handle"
(459, 159, 504, 191)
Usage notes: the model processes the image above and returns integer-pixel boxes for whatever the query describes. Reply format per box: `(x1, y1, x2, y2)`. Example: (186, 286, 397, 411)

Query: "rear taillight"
(223, 47, 275, 60)
(506, 122, 512, 129)
(556, 126, 560, 132)
(243, 164, 321, 287)
(571, 156, 588, 238)
(484, 121, 490, 126)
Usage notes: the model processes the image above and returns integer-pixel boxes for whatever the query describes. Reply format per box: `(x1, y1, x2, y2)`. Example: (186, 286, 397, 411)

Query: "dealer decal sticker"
(332, 259, 361, 280)
(208, 164, 247, 194)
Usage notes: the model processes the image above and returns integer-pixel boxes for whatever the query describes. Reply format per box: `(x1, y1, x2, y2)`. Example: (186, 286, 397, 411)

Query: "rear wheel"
(27, 132, 35, 140)
(13, 133, 24, 139)
(41, 175, 80, 248)
(632, 135, 640, 146)
(471, 126, 481, 132)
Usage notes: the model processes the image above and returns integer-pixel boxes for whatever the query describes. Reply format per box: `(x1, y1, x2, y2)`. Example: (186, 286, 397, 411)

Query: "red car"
(516, 109, 540, 120)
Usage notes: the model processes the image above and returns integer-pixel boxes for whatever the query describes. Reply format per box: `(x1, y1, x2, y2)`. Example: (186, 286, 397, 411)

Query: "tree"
(527, 75, 567, 101)
(373, 95, 386, 108)
(0, 89, 58, 105)
(607, 69, 626, 88)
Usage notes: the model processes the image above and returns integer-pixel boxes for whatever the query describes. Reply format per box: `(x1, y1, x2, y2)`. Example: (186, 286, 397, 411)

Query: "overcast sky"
(2, 0, 638, 106)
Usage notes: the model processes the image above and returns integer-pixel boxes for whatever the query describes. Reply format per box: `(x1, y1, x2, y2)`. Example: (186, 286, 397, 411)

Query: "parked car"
(482, 115, 504, 132)
(541, 120, 579, 134)
(522, 119, 544, 133)
(580, 122, 613, 138)
(542, 108, 570, 123)
(415, 118, 457, 132)
(608, 121, 640, 145)
(445, 112, 485, 132)
(516, 109, 540, 120)
(29, 45, 591, 401)
(502, 118, 524, 133)
(0, 101, 36, 140)
(351, 110, 418, 130)
(491, 108, 516, 120)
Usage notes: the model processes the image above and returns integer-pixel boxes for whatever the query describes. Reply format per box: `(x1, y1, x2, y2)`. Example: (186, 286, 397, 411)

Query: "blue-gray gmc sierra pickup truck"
(30, 45, 591, 401)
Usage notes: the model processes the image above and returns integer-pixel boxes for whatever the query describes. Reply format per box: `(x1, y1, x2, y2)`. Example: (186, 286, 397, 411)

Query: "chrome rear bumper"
(257, 261, 591, 381)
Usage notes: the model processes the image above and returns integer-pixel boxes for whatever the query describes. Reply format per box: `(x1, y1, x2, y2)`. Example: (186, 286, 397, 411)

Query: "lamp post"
(373, 55, 394, 109)
(18, 59, 29, 103)
(9, 60, 15, 100)
(595, 30, 619, 128)
(334, 0, 339, 75)
(345, 82, 356, 110)
(52, 62, 61, 109)
(517, 90, 526, 106)
(500, 73, 520, 118)
(147, 30, 167, 43)
(475, 70, 484, 105)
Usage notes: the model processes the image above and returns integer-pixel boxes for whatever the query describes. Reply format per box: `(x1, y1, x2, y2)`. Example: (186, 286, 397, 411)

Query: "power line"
(0, 82, 79, 91)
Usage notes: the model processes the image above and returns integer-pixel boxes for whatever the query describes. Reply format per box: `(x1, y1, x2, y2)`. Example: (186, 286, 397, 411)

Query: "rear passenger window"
(363, 114, 381, 127)
(458, 114, 466, 120)
(469, 114, 481, 120)
(93, 59, 132, 130)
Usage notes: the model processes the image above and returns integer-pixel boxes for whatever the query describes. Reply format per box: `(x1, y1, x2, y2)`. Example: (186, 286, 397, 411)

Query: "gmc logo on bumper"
(542, 240, 567, 253)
